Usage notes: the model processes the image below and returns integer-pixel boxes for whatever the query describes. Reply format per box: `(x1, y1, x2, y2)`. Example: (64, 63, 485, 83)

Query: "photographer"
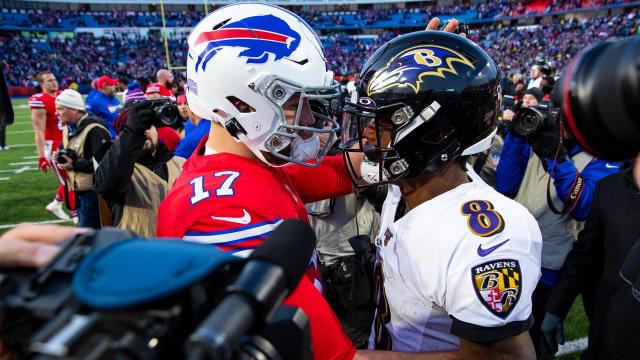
(54, 89, 111, 229)
(541, 152, 640, 359)
(93, 100, 185, 238)
(496, 86, 621, 359)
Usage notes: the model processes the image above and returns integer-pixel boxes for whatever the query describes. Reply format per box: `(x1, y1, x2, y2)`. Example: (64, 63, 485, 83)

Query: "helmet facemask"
(222, 74, 341, 167)
(342, 95, 413, 188)
(342, 93, 483, 188)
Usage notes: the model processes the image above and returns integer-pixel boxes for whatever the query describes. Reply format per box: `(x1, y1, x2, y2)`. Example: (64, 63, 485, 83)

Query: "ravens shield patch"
(471, 259, 521, 319)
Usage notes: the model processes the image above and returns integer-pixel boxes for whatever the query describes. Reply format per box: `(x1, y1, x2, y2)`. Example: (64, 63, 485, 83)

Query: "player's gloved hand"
(125, 101, 155, 135)
(541, 312, 564, 354)
(529, 130, 567, 161)
(38, 156, 50, 172)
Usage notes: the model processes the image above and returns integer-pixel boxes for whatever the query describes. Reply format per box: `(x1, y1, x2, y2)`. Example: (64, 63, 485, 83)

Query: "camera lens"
(556, 36, 640, 160)
(155, 104, 179, 127)
(513, 107, 544, 136)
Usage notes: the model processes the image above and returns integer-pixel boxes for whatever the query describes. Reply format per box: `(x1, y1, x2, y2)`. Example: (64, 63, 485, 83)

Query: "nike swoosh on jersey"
(605, 163, 618, 169)
(211, 209, 251, 225)
(477, 239, 510, 257)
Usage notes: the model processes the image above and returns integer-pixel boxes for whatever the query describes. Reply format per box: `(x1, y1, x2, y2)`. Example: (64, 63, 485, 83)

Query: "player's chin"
(262, 146, 291, 166)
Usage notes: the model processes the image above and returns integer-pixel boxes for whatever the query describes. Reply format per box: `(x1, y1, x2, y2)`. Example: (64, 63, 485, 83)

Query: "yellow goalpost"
(160, 0, 210, 71)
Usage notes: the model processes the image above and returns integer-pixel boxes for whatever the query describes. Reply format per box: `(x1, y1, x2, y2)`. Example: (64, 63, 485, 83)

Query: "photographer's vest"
(514, 151, 593, 270)
(307, 194, 379, 266)
(118, 157, 185, 238)
(62, 116, 109, 192)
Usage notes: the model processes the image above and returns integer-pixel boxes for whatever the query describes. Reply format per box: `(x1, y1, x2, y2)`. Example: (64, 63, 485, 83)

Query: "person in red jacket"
(29, 71, 77, 222)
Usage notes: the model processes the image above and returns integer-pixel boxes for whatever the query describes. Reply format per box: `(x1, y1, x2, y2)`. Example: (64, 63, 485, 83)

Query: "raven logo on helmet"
(368, 45, 475, 96)
(194, 14, 301, 72)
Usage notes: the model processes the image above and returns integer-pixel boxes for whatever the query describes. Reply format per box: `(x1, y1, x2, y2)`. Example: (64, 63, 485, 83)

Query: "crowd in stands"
(0, 32, 186, 88)
(478, 9, 639, 77)
(1, 0, 635, 30)
(2, 9, 638, 89)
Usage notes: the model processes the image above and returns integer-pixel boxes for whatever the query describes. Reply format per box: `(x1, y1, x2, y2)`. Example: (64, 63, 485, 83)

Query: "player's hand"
(56, 154, 74, 171)
(541, 312, 564, 354)
(38, 156, 50, 173)
(0, 224, 88, 268)
(425, 17, 467, 38)
(126, 101, 156, 135)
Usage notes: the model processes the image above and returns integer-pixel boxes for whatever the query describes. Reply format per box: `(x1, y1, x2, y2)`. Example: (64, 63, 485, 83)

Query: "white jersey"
(370, 177, 542, 352)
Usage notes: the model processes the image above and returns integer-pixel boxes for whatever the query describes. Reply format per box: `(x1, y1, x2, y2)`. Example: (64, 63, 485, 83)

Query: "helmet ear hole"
(226, 96, 256, 113)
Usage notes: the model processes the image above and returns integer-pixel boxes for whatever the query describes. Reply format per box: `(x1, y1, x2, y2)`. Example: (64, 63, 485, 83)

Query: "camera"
(147, 98, 181, 128)
(0, 220, 315, 360)
(126, 98, 181, 128)
(552, 36, 639, 160)
(511, 100, 560, 137)
(56, 148, 77, 164)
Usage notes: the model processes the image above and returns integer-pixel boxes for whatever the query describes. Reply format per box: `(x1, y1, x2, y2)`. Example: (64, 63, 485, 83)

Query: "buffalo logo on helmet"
(194, 14, 301, 72)
(367, 45, 475, 96)
(471, 259, 522, 319)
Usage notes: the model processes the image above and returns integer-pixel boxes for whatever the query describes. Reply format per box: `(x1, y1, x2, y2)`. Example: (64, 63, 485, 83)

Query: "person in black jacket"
(53, 89, 111, 228)
(541, 153, 640, 359)
(93, 101, 185, 237)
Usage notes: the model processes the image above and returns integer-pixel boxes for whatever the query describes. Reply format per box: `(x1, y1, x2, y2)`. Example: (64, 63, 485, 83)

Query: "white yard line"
(0, 177, 9, 181)
(557, 336, 588, 356)
(6, 130, 34, 134)
(0, 166, 38, 173)
(0, 219, 72, 230)
(9, 161, 37, 166)
(23, 155, 39, 159)
(1, 143, 35, 148)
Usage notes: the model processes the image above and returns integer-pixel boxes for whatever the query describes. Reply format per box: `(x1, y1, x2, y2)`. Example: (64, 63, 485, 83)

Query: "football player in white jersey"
(343, 30, 542, 359)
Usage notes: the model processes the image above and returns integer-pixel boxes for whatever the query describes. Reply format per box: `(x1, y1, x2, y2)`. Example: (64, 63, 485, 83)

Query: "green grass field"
(0, 97, 589, 357)
(0, 98, 70, 228)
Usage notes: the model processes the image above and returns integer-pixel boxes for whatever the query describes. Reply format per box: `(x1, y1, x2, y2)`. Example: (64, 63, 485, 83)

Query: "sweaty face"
(41, 74, 58, 93)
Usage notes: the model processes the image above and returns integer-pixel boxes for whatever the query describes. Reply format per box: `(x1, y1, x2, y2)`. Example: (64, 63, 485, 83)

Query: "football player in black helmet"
(342, 31, 500, 188)
(345, 31, 541, 359)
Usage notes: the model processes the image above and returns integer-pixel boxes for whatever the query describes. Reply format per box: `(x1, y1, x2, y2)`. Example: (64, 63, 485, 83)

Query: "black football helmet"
(342, 31, 501, 187)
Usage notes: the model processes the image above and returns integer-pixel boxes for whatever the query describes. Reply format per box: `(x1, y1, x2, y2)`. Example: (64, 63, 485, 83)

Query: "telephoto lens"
(512, 107, 546, 136)
(511, 100, 560, 137)
(155, 102, 180, 127)
(552, 36, 640, 160)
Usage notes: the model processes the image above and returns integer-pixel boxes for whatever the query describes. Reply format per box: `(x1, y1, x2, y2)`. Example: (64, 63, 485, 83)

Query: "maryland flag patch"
(471, 259, 522, 319)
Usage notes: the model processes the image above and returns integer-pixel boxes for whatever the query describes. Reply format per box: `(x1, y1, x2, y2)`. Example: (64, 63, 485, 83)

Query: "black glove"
(541, 313, 565, 354)
(529, 130, 567, 161)
(125, 101, 155, 135)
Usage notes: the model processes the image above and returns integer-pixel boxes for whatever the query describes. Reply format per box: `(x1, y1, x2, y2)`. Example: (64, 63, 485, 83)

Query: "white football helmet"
(186, 3, 340, 166)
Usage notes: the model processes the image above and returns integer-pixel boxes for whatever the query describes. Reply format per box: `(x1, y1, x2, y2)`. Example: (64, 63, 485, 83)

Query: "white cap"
(55, 89, 85, 111)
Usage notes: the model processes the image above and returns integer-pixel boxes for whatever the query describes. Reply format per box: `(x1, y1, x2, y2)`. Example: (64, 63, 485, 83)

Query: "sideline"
(0, 219, 72, 230)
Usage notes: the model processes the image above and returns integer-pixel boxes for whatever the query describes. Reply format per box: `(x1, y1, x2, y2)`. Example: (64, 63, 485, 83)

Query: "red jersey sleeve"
(29, 94, 45, 109)
(284, 155, 353, 204)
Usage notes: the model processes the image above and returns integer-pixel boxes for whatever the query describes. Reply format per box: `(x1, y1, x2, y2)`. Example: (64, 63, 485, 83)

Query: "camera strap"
(546, 168, 584, 215)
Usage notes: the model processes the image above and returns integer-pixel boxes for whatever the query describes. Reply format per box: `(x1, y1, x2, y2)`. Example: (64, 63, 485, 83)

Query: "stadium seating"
(0, 1, 638, 91)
